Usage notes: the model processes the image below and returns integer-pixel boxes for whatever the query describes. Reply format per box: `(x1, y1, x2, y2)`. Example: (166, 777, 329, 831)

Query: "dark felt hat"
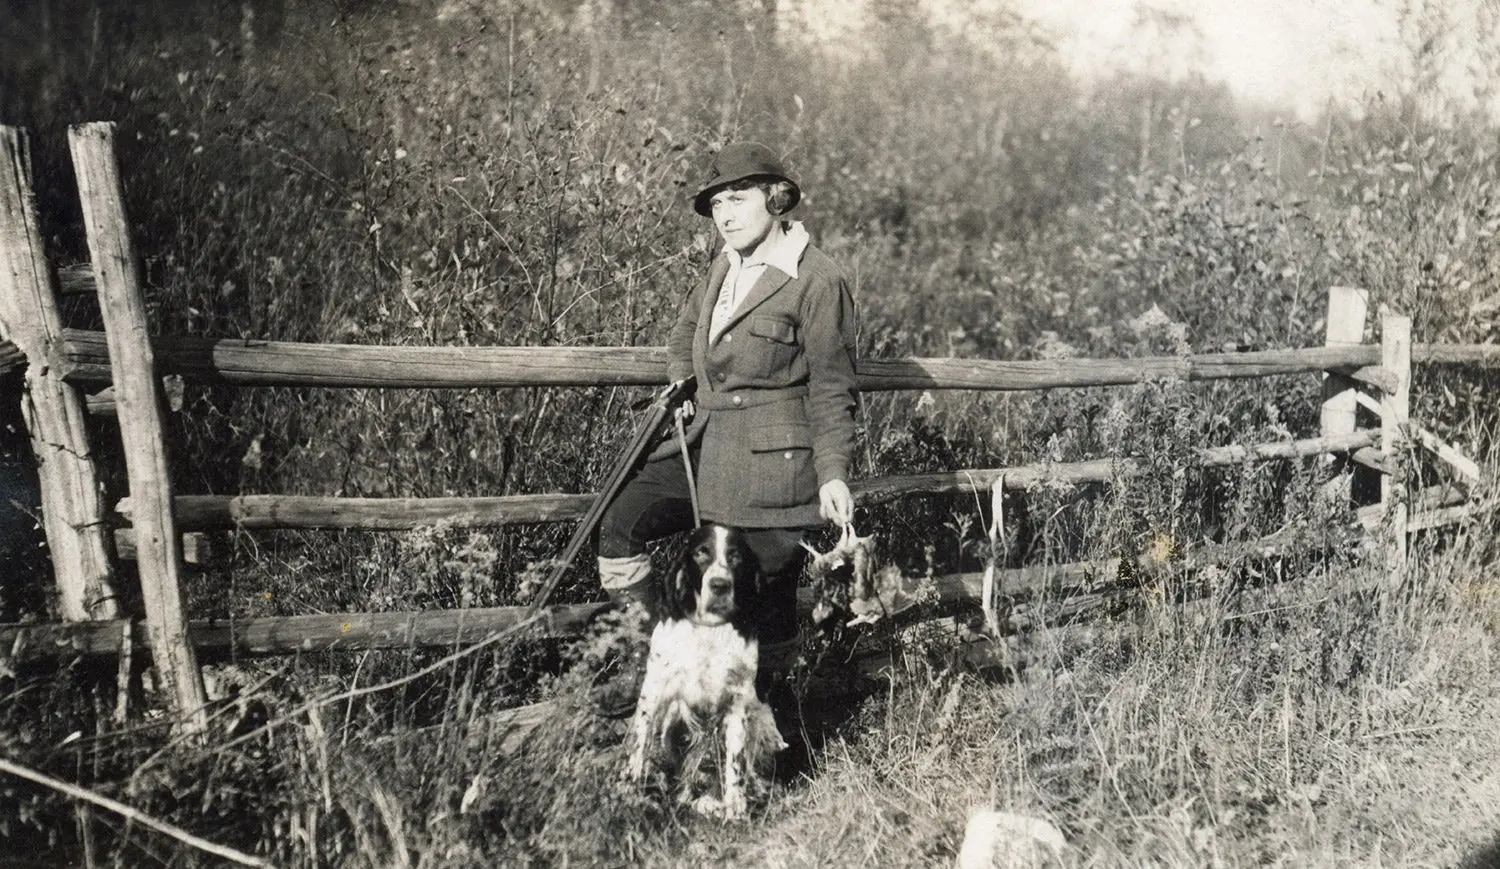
(692, 142, 801, 216)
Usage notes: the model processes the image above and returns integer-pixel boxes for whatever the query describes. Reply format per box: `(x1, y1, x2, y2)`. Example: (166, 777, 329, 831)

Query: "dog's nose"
(708, 577, 733, 596)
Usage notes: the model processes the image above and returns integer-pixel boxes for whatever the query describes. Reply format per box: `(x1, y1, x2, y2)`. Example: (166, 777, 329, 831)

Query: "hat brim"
(693, 174, 801, 217)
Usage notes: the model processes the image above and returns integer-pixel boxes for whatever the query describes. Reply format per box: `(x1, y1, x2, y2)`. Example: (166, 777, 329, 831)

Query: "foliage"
(0, 0, 1498, 865)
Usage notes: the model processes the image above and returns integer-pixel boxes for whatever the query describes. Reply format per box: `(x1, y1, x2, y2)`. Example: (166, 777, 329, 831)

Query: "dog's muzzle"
(698, 567, 736, 622)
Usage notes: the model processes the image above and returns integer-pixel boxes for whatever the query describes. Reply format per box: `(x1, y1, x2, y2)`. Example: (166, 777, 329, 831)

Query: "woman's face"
(709, 184, 777, 256)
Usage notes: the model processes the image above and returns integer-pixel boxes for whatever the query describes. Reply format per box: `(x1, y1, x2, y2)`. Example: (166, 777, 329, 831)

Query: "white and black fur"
(625, 524, 786, 819)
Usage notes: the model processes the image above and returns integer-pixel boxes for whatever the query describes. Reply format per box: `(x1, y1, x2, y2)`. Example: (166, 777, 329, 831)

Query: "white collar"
(724, 220, 808, 279)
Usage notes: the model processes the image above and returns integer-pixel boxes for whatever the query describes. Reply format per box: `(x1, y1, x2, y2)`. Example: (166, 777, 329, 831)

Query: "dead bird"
(804, 525, 913, 627)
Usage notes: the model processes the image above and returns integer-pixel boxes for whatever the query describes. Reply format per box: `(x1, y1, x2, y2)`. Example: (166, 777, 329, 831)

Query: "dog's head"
(667, 524, 759, 629)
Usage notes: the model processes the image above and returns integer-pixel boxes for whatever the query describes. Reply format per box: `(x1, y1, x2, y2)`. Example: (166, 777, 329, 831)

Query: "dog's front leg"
(719, 701, 750, 820)
(625, 648, 668, 783)
(625, 706, 651, 783)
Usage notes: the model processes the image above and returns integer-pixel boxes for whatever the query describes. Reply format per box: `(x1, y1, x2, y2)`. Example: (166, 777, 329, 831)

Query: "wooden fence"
(1, 122, 1496, 734)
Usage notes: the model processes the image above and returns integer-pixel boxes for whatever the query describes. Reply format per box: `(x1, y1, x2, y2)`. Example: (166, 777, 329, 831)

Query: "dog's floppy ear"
(664, 554, 697, 622)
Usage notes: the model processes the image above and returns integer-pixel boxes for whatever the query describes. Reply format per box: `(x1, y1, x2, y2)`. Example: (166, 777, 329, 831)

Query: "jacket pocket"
(747, 314, 799, 378)
(746, 421, 817, 509)
(750, 313, 798, 344)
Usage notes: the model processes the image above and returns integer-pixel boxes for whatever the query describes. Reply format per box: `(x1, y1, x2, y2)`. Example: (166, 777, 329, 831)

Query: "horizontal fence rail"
(8, 328, 1490, 392)
(19, 477, 1487, 667)
(0, 534, 1307, 663)
(6, 478, 1483, 665)
(0, 602, 610, 662)
(115, 430, 1384, 531)
(25, 270, 1500, 372)
(4, 332, 1496, 391)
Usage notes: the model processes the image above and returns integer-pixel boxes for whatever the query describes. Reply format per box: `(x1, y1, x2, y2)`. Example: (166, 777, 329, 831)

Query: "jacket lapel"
(694, 256, 731, 378)
(715, 267, 793, 337)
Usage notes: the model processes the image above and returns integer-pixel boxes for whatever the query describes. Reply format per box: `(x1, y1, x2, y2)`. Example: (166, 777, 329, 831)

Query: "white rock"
(955, 809, 1067, 869)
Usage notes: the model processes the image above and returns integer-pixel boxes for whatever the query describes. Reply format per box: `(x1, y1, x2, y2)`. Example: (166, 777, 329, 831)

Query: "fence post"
(0, 126, 121, 622)
(68, 122, 206, 735)
(1380, 307, 1411, 567)
(1320, 286, 1370, 504)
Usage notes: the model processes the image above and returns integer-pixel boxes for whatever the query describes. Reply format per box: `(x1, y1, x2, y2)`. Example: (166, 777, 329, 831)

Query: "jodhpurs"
(596, 450, 807, 647)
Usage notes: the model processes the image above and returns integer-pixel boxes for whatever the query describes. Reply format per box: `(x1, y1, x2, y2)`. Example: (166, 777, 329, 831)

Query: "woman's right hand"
(818, 479, 855, 526)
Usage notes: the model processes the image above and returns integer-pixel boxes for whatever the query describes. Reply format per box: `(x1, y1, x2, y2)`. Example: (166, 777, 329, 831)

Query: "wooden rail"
(117, 430, 1384, 532)
(2, 329, 1493, 397)
(0, 602, 612, 663)
(0, 550, 1308, 663)
(0, 129, 120, 622)
(1381, 308, 1413, 564)
(28, 328, 1500, 391)
(70, 123, 207, 734)
(13, 483, 1485, 666)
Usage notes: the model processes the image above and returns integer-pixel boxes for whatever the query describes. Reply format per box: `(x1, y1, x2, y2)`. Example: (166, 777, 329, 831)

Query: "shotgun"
(525, 376, 696, 616)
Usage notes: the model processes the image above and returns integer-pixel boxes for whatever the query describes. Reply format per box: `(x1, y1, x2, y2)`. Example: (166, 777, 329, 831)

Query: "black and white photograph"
(1, 1, 1498, 865)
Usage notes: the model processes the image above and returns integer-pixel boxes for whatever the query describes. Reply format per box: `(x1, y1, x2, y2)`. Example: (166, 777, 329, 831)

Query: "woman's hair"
(724, 178, 798, 215)
(762, 180, 797, 215)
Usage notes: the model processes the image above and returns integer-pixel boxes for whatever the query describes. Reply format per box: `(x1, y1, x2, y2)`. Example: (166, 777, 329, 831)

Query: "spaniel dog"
(625, 524, 786, 819)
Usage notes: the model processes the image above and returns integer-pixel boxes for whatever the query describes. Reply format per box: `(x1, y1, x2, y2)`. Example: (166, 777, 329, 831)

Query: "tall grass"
(1, 1, 1497, 865)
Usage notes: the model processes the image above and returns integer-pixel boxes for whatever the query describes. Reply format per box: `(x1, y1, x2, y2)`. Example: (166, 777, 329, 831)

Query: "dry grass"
(87, 468, 1490, 868)
(689, 527, 1500, 868)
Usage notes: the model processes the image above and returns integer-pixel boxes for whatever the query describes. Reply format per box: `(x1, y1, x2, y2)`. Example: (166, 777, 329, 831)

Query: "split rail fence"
(1, 123, 1497, 734)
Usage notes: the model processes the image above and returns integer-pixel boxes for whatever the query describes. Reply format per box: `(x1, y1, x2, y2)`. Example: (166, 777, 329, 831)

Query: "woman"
(594, 141, 859, 715)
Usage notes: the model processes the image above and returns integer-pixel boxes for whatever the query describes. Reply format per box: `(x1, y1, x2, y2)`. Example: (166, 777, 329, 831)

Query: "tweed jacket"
(650, 240, 858, 529)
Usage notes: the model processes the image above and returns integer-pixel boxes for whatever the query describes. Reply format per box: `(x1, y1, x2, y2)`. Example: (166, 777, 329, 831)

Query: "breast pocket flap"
(749, 314, 798, 345)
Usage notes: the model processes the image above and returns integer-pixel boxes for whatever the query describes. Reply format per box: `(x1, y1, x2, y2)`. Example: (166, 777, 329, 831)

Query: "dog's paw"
(690, 793, 748, 821)
(623, 752, 647, 785)
(719, 790, 749, 821)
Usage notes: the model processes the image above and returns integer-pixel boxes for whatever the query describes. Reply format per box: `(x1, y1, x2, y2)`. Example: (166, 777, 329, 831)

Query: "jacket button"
(723, 333, 732, 342)
(716, 372, 726, 382)
(731, 395, 743, 406)
(783, 451, 793, 459)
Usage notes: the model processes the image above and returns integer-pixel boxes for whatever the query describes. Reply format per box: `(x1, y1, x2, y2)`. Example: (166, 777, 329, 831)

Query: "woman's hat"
(692, 142, 801, 216)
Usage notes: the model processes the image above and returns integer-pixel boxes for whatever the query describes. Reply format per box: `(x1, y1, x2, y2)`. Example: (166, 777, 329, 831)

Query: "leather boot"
(606, 573, 661, 626)
(756, 635, 802, 713)
(756, 634, 813, 781)
(591, 555, 658, 718)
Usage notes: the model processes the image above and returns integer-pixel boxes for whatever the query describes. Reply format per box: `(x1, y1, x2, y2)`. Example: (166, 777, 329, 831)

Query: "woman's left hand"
(818, 479, 855, 526)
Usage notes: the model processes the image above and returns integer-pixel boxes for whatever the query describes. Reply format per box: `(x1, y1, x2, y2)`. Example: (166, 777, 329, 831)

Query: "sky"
(1027, 0, 1499, 122)
(1019, 0, 1388, 119)
(793, 0, 1500, 124)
